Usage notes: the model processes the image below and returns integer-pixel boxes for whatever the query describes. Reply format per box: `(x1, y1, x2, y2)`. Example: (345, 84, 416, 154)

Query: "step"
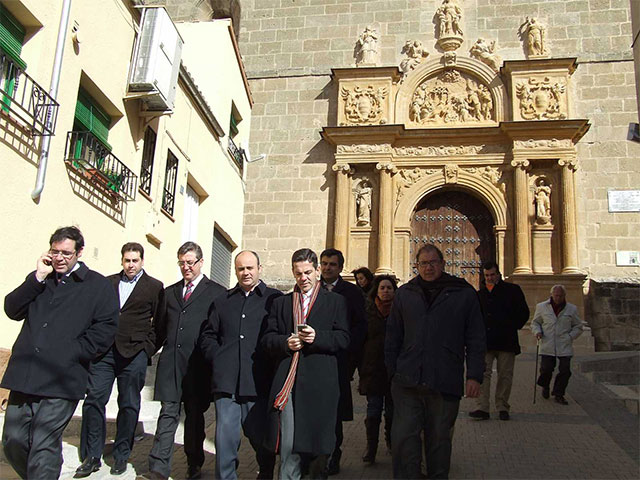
(601, 384, 640, 416)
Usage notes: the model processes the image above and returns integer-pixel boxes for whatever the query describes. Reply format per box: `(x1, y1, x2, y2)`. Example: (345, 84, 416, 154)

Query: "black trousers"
(80, 347, 148, 461)
(2, 391, 78, 479)
(390, 381, 460, 479)
(537, 355, 572, 396)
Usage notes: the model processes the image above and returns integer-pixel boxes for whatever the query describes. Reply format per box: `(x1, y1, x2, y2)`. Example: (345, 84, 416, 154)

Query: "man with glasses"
(75, 242, 164, 477)
(145, 242, 225, 480)
(385, 244, 485, 479)
(2, 226, 119, 479)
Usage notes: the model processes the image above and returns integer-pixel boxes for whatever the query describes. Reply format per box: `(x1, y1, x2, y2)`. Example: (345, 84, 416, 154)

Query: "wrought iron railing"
(227, 136, 245, 173)
(64, 131, 138, 201)
(0, 53, 59, 136)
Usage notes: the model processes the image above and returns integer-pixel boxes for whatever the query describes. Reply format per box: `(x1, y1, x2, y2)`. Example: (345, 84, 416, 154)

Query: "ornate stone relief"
(510, 159, 531, 169)
(444, 164, 459, 183)
(331, 163, 354, 175)
(353, 177, 373, 226)
(409, 70, 494, 125)
(558, 157, 579, 171)
(518, 17, 549, 58)
(394, 144, 505, 156)
(355, 25, 380, 66)
(341, 85, 389, 125)
(465, 166, 506, 193)
(469, 38, 501, 73)
(400, 40, 429, 77)
(514, 138, 573, 149)
(337, 143, 393, 154)
(435, 0, 464, 52)
(515, 77, 566, 120)
(395, 167, 438, 206)
(533, 177, 552, 225)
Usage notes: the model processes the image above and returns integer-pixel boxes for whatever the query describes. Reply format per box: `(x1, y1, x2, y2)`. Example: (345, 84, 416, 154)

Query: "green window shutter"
(74, 88, 112, 150)
(229, 114, 238, 136)
(0, 4, 27, 69)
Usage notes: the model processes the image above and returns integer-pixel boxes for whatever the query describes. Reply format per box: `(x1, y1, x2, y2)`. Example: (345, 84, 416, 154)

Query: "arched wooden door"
(409, 190, 495, 289)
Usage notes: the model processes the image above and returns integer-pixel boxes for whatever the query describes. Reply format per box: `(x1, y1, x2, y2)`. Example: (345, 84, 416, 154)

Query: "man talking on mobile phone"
(1, 226, 119, 479)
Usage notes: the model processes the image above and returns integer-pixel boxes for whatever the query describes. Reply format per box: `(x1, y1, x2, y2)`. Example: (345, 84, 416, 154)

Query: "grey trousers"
(2, 391, 78, 479)
(279, 397, 300, 480)
(477, 350, 516, 412)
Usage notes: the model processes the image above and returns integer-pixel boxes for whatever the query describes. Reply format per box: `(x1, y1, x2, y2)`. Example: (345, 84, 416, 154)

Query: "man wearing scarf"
(385, 244, 486, 479)
(531, 285, 584, 405)
(262, 248, 350, 479)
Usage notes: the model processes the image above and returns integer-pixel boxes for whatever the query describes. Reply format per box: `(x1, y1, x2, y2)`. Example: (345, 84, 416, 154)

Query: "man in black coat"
(199, 250, 282, 479)
(319, 248, 367, 476)
(2, 226, 119, 479)
(469, 261, 530, 421)
(262, 248, 350, 480)
(75, 242, 164, 477)
(146, 242, 225, 480)
(385, 244, 485, 479)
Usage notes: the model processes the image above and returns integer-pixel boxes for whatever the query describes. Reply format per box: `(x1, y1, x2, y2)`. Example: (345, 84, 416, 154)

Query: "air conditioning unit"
(128, 7, 183, 111)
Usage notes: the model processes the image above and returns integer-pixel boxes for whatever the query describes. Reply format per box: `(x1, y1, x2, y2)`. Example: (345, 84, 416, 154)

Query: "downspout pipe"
(31, 0, 72, 200)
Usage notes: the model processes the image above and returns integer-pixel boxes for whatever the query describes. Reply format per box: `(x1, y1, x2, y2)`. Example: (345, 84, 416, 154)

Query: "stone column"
(558, 157, 580, 273)
(375, 162, 396, 275)
(511, 159, 532, 273)
(331, 163, 353, 259)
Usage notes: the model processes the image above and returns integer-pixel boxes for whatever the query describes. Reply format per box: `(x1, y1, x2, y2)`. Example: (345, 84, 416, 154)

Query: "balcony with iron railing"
(0, 52, 59, 136)
(64, 131, 138, 201)
(227, 136, 246, 173)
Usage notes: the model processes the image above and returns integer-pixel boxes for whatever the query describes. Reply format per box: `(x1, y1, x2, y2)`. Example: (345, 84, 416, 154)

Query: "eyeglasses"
(178, 258, 201, 268)
(49, 249, 75, 259)
(417, 260, 442, 268)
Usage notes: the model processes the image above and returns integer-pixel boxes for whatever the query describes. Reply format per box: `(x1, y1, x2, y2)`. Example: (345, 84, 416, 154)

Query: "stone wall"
(238, 0, 640, 294)
(586, 281, 640, 351)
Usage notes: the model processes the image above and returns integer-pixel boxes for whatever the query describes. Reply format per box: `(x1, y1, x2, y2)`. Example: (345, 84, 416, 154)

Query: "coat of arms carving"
(341, 85, 388, 125)
(515, 77, 566, 120)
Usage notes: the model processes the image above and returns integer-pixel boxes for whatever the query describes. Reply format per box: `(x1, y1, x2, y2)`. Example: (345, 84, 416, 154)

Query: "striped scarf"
(273, 281, 320, 411)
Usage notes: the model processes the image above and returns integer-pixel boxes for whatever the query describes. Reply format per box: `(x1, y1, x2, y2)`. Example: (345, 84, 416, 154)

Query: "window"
(139, 127, 157, 195)
(210, 228, 233, 288)
(74, 88, 112, 149)
(227, 102, 244, 171)
(0, 4, 27, 112)
(162, 150, 178, 216)
(181, 184, 199, 242)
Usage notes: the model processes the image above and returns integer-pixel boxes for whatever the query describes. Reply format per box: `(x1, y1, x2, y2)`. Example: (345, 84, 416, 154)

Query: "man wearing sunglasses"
(145, 242, 225, 480)
(2, 226, 119, 479)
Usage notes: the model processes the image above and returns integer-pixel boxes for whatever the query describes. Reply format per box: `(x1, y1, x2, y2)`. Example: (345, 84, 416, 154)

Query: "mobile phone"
(43, 257, 52, 266)
(296, 324, 309, 334)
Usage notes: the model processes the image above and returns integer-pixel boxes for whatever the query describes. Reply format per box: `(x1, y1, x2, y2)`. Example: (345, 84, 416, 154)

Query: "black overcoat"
(199, 281, 283, 397)
(331, 276, 366, 421)
(358, 301, 390, 396)
(154, 276, 225, 402)
(2, 263, 119, 400)
(262, 288, 350, 455)
(108, 271, 164, 359)
(478, 280, 530, 354)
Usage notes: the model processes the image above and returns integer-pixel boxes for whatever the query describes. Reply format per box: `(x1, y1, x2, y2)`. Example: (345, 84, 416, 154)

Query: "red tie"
(184, 282, 193, 302)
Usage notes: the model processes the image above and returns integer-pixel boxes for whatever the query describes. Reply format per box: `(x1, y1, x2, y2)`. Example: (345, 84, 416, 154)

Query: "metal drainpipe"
(31, 0, 72, 200)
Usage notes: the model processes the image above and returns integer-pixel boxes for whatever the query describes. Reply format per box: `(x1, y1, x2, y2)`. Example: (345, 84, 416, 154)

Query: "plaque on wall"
(608, 190, 640, 212)
(616, 251, 640, 266)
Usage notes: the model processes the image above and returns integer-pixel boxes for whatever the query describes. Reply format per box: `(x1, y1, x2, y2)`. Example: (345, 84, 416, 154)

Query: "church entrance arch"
(410, 189, 495, 289)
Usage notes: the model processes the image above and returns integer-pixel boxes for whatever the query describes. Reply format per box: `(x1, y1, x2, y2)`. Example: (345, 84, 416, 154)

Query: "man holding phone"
(2, 226, 119, 479)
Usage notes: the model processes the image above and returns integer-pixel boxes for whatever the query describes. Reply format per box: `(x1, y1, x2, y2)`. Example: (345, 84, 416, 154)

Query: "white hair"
(550, 284, 566, 295)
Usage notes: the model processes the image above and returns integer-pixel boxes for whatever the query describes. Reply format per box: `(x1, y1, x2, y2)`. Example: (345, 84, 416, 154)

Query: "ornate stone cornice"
(514, 138, 572, 149)
(393, 144, 506, 156)
(337, 144, 393, 154)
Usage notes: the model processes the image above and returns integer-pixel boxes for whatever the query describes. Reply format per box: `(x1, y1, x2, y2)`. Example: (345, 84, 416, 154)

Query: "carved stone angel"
(400, 40, 429, 75)
(469, 38, 502, 72)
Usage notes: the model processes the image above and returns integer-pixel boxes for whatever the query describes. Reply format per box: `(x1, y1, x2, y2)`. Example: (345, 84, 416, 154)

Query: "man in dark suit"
(319, 248, 367, 475)
(199, 250, 282, 479)
(2, 226, 119, 479)
(262, 248, 350, 480)
(469, 261, 530, 421)
(75, 242, 163, 477)
(146, 242, 225, 480)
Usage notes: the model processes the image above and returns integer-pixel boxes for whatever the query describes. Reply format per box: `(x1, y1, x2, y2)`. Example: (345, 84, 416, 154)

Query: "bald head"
(235, 250, 262, 292)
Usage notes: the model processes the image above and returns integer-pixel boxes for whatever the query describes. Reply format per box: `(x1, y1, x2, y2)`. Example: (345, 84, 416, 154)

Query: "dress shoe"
(555, 395, 569, 405)
(499, 410, 510, 421)
(111, 458, 127, 475)
(542, 387, 550, 399)
(74, 457, 101, 478)
(136, 471, 167, 480)
(325, 451, 341, 476)
(468, 409, 490, 420)
(186, 465, 202, 479)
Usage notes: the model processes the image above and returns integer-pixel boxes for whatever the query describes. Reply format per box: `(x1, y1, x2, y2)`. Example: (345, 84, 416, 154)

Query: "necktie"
(184, 282, 193, 302)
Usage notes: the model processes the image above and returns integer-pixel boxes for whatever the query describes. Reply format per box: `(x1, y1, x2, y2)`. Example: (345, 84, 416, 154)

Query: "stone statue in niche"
(519, 17, 548, 57)
(534, 178, 552, 224)
(354, 179, 373, 226)
(469, 38, 502, 72)
(436, 0, 464, 37)
(400, 40, 429, 75)
(355, 26, 380, 66)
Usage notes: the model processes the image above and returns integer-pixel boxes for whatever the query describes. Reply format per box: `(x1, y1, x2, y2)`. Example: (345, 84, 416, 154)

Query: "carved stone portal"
(341, 85, 389, 125)
(409, 70, 494, 125)
(515, 77, 566, 120)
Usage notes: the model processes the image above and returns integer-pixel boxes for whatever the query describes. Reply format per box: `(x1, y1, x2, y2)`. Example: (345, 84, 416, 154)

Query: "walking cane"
(533, 339, 540, 404)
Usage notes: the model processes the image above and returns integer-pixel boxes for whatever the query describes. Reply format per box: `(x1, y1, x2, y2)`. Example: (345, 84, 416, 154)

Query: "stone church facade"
(232, 0, 639, 351)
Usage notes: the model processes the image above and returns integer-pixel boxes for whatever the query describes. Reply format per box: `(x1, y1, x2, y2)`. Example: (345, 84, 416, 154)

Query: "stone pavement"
(1, 350, 638, 479)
